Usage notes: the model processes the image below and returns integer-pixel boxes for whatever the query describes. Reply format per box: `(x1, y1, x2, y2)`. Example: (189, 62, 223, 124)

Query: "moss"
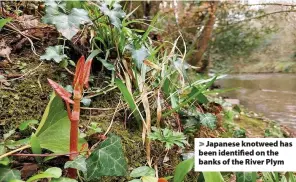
(234, 115, 266, 137)
(0, 54, 71, 131)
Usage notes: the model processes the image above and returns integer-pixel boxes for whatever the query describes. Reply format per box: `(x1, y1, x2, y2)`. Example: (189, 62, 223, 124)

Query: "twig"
(245, 3, 296, 6)
(230, 9, 296, 25)
(7, 61, 43, 82)
(4, 23, 40, 41)
(104, 101, 121, 136)
(6, 23, 39, 56)
(0, 145, 31, 160)
(81, 107, 115, 111)
(65, 67, 74, 75)
(10, 151, 87, 157)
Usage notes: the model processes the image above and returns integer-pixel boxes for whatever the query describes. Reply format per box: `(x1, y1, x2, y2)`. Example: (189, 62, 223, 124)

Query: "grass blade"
(115, 78, 142, 127)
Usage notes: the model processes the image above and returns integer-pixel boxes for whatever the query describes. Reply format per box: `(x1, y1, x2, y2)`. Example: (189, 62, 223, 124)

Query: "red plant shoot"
(47, 56, 92, 178)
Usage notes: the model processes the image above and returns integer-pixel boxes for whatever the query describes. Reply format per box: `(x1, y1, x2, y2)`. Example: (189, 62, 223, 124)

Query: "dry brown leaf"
(143, 59, 161, 70)
(0, 40, 12, 63)
(18, 15, 39, 29)
(156, 90, 162, 127)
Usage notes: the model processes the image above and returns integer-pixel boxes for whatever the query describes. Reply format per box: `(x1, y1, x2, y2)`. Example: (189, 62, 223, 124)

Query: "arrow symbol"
(199, 142, 204, 147)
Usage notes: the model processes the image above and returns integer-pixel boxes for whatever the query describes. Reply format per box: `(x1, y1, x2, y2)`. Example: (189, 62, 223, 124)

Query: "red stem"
(68, 96, 81, 179)
(69, 118, 79, 160)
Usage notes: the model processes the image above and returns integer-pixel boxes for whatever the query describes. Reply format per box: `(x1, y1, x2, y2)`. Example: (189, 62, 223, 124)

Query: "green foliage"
(173, 158, 194, 182)
(0, 18, 11, 30)
(81, 98, 92, 106)
(148, 127, 188, 150)
(99, 2, 126, 28)
(262, 172, 279, 182)
(115, 78, 142, 126)
(261, 172, 296, 182)
(203, 172, 225, 182)
(128, 45, 150, 69)
(129, 166, 156, 182)
(64, 155, 87, 173)
(130, 166, 155, 178)
(0, 157, 9, 166)
(98, 50, 115, 71)
(42, 0, 91, 39)
(87, 122, 102, 135)
(26, 167, 62, 182)
(141, 176, 158, 182)
(233, 128, 246, 138)
(51, 178, 78, 182)
(199, 113, 217, 130)
(236, 172, 256, 182)
(3, 130, 15, 141)
(40, 45, 67, 63)
(264, 124, 284, 138)
(18, 120, 38, 131)
(34, 93, 84, 153)
(0, 167, 21, 182)
(34, 93, 71, 153)
(30, 134, 42, 162)
(86, 134, 127, 180)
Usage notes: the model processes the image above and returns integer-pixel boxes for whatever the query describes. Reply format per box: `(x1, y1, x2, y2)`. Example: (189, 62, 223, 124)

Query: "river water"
(217, 74, 296, 129)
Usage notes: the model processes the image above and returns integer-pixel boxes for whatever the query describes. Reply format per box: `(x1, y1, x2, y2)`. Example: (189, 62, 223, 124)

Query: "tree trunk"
(189, 1, 219, 68)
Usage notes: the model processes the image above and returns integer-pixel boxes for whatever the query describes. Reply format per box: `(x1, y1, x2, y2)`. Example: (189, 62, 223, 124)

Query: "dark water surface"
(217, 74, 296, 129)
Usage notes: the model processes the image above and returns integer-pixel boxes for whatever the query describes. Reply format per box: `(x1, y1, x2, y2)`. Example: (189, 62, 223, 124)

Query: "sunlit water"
(217, 74, 296, 129)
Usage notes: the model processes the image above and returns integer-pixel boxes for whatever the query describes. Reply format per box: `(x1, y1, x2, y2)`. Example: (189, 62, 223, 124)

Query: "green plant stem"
(163, 76, 217, 117)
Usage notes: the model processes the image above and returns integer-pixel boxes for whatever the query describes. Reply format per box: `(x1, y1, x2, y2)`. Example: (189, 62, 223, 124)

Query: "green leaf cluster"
(148, 127, 188, 150)
(42, 0, 91, 40)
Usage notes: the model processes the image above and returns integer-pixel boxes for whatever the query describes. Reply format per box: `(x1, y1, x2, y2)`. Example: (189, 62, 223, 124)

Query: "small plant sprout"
(47, 56, 92, 177)
(148, 127, 189, 150)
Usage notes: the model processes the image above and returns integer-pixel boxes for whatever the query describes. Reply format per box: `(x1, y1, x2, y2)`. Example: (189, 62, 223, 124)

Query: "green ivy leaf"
(86, 134, 127, 180)
(26, 167, 62, 182)
(0, 167, 21, 182)
(131, 46, 149, 69)
(130, 166, 155, 178)
(199, 113, 217, 130)
(40, 45, 67, 63)
(64, 155, 87, 173)
(42, 1, 91, 40)
(100, 2, 126, 28)
(81, 98, 92, 107)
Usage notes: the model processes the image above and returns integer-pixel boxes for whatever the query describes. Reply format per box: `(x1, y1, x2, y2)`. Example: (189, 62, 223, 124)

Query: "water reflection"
(217, 74, 296, 129)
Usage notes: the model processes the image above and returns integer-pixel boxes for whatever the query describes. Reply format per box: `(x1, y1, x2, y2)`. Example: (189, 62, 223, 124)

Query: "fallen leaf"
(18, 15, 39, 29)
(0, 40, 12, 63)
(21, 163, 38, 179)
